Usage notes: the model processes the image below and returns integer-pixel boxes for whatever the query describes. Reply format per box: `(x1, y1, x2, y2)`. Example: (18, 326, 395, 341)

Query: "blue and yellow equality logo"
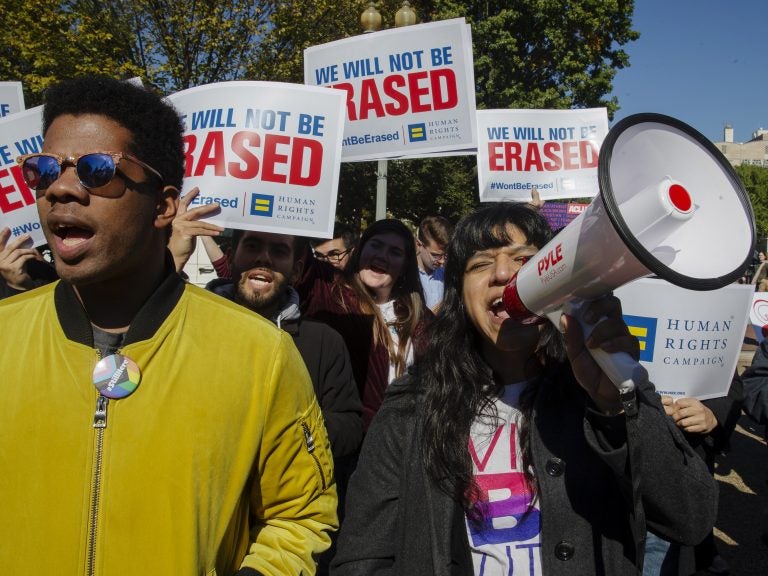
(250, 193, 273, 217)
(408, 123, 427, 142)
(622, 314, 657, 362)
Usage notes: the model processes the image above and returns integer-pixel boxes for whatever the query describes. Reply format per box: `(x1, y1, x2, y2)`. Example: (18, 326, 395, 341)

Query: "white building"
(714, 125, 768, 167)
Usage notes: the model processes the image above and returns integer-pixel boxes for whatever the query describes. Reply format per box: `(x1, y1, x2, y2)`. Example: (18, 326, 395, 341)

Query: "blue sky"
(610, 0, 767, 144)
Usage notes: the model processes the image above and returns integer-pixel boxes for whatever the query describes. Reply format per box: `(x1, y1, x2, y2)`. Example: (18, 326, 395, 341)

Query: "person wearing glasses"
(0, 76, 336, 575)
(311, 221, 358, 271)
(416, 215, 454, 311)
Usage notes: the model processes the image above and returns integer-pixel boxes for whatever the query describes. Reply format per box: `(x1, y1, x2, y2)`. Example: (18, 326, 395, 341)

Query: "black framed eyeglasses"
(417, 239, 445, 263)
(16, 152, 164, 196)
(314, 248, 351, 263)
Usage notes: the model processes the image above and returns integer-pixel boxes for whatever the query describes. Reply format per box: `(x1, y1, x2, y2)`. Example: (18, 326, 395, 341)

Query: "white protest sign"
(0, 107, 45, 246)
(749, 291, 768, 344)
(477, 108, 608, 202)
(0, 82, 25, 118)
(166, 81, 345, 239)
(304, 18, 476, 162)
(615, 278, 753, 400)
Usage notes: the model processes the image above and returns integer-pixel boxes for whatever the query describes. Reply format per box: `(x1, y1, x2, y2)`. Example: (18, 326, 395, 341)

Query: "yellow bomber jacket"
(0, 274, 337, 575)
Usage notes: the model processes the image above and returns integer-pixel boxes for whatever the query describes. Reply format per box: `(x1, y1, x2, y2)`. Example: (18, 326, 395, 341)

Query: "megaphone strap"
(620, 389, 638, 418)
(624, 390, 646, 574)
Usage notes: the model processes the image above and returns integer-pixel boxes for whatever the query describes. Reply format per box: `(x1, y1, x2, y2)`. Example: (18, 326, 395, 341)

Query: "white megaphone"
(503, 113, 756, 397)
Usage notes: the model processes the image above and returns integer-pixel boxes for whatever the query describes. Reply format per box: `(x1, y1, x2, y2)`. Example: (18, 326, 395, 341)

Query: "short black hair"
(42, 76, 185, 191)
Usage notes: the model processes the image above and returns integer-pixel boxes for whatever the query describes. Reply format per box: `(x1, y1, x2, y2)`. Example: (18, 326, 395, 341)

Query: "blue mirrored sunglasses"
(16, 152, 164, 196)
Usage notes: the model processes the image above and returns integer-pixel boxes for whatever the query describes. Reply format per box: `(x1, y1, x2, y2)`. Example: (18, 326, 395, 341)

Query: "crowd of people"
(1, 76, 766, 576)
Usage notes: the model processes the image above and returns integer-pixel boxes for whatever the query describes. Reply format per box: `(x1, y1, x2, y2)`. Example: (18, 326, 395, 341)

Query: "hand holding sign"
(166, 81, 345, 239)
(526, 187, 544, 210)
(660, 396, 718, 434)
(169, 187, 224, 273)
(0, 226, 40, 290)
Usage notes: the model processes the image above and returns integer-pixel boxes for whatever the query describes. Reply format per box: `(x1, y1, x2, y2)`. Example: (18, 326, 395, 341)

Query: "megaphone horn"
(503, 113, 756, 395)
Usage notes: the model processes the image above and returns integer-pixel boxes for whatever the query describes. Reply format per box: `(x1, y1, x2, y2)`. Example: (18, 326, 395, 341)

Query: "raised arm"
(0, 227, 43, 291)
(561, 297, 717, 546)
(168, 187, 224, 273)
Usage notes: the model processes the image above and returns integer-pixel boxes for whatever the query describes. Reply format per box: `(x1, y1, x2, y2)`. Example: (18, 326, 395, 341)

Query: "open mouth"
(246, 270, 273, 289)
(369, 263, 389, 275)
(55, 225, 94, 247)
(48, 219, 95, 258)
(490, 297, 509, 319)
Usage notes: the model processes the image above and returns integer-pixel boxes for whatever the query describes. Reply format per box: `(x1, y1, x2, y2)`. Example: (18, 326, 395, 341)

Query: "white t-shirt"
(377, 300, 414, 384)
(466, 382, 542, 576)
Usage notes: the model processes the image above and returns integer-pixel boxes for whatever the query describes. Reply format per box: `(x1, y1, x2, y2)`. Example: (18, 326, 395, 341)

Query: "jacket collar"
(54, 256, 186, 348)
(206, 277, 302, 333)
(273, 286, 301, 332)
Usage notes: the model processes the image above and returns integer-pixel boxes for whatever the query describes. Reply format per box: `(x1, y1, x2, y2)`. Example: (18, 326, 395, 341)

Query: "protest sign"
(304, 18, 476, 162)
(0, 82, 25, 118)
(540, 201, 589, 232)
(615, 278, 753, 399)
(167, 81, 345, 239)
(477, 108, 608, 202)
(749, 291, 768, 344)
(0, 107, 45, 246)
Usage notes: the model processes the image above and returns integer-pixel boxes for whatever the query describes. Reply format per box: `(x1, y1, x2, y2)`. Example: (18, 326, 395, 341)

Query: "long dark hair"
(343, 219, 425, 378)
(419, 202, 565, 515)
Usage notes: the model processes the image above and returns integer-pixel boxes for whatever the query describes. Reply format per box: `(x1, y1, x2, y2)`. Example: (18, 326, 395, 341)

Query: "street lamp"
(360, 1, 418, 220)
(360, 1, 382, 33)
(394, 1, 417, 27)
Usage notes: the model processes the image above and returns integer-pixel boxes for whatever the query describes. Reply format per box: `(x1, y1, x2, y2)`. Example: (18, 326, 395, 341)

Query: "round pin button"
(93, 354, 141, 399)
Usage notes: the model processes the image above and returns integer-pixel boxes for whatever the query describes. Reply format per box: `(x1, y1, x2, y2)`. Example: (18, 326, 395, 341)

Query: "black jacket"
(741, 340, 768, 438)
(206, 278, 363, 459)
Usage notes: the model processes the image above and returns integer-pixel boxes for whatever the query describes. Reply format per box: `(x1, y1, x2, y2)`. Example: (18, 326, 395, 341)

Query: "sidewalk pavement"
(712, 326, 767, 576)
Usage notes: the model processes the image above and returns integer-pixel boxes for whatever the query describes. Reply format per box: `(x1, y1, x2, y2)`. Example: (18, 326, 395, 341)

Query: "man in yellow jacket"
(0, 76, 337, 575)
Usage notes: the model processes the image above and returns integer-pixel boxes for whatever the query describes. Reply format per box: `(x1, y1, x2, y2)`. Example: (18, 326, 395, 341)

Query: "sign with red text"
(304, 18, 476, 162)
(0, 107, 45, 246)
(167, 81, 345, 238)
(477, 108, 608, 202)
(616, 278, 753, 400)
(0, 82, 25, 118)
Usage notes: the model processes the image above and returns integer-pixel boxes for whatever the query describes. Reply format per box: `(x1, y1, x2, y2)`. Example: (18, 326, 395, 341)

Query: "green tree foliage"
(736, 164, 768, 241)
(249, 0, 363, 83)
(118, 0, 274, 93)
(0, 0, 143, 104)
(0, 0, 273, 103)
(430, 0, 638, 114)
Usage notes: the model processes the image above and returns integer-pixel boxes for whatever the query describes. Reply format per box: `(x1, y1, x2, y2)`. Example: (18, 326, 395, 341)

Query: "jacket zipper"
(301, 421, 327, 491)
(87, 348, 110, 576)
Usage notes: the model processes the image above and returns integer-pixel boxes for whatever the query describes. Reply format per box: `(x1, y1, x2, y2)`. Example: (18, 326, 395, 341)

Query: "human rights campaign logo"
(408, 123, 427, 142)
(623, 314, 657, 362)
(249, 194, 273, 217)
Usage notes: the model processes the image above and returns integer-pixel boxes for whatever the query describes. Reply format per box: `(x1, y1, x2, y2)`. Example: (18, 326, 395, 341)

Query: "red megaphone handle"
(503, 273, 544, 325)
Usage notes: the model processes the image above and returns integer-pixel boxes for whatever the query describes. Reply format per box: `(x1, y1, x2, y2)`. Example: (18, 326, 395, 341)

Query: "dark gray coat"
(332, 370, 717, 576)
